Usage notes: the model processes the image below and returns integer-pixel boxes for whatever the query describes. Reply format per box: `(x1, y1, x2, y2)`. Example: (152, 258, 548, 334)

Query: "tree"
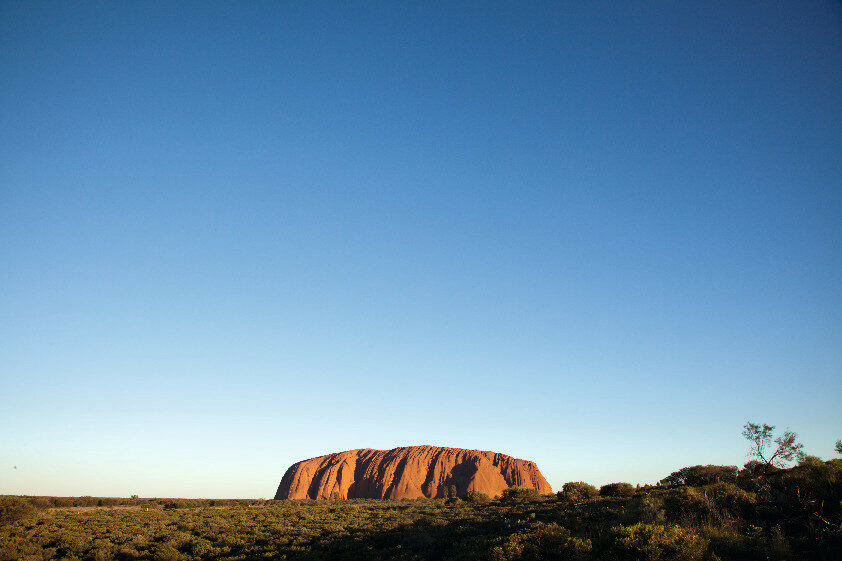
(558, 481, 599, 502)
(599, 482, 635, 497)
(500, 486, 540, 502)
(439, 484, 458, 500)
(835, 439, 842, 455)
(742, 422, 804, 468)
(659, 465, 737, 487)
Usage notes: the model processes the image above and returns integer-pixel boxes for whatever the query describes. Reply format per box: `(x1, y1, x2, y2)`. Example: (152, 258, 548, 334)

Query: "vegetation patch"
(1, 424, 839, 560)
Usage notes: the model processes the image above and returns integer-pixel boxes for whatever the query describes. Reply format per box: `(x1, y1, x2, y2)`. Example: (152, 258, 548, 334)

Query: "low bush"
(599, 483, 635, 498)
(780, 458, 842, 517)
(659, 465, 738, 487)
(604, 522, 708, 561)
(153, 543, 186, 561)
(464, 490, 490, 504)
(661, 482, 754, 529)
(0, 496, 35, 525)
(630, 494, 665, 524)
(662, 486, 712, 526)
(500, 487, 540, 503)
(704, 482, 755, 518)
(494, 522, 592, 560)
(737, 460, 779, 486)
(558, 482, 599, 503)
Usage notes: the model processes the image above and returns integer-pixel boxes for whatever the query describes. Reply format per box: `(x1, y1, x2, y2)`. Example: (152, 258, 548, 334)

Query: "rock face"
(274, 446, 552, 500)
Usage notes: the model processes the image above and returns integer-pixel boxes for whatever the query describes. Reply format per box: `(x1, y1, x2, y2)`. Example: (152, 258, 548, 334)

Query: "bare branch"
(743, 422, 803, 468)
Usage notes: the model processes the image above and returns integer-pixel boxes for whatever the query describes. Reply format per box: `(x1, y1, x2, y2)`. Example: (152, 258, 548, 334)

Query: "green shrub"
(663, 482, 755, 528)
(737, 460, 779, 483)
(779, 457, 842, 517)
(183, 537, 215, 557)
(92, 546, 113, 561)
(464, 490, 491, 504)
(659, 465, 738, 487)
(0, 496, 36, 524)
(153, 543, 186, 561)
(30, 497, 50, 509)
(605, 523, 708, 561)
(704, 482, 755, 517)
(501, 487, 540, 502)
(631, 494, 665, 524)
(599, 483, 635, 498)
(439, 484, 459, 500)
(662, 486, 711, 526)
(495, 522, 592, 560)
(558, 482, 599, 503)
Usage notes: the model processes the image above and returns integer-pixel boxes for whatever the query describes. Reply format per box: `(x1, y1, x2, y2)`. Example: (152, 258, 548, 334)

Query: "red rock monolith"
(274, 445, 552, 500)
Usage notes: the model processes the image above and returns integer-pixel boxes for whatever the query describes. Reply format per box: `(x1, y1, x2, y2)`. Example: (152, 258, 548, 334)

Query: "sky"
(1, 1, 841, 499)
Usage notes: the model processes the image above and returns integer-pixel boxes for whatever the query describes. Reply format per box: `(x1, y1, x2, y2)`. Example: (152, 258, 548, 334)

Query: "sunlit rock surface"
(274, 445, 552, 500)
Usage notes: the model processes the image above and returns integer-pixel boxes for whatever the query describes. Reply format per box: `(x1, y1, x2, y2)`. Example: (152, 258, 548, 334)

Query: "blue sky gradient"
(2, 2, 841, 498)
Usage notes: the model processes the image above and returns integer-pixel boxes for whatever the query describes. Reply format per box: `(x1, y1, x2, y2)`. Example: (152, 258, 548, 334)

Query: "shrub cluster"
(599, 482, 636, 497)
(493, 522, 592, 560)
(0, 496, 35, 525)
(659, 465, 737, 487)
(1, 454, 841, 561)
(463, 490, 490, 504)
(558, 482, 599, 503)
(500, 487, 540, 503)
(606, 523, 708, 561)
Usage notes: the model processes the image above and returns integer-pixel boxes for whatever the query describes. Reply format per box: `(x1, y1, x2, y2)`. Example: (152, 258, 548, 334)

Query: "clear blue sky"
(2, 1, 840, 498)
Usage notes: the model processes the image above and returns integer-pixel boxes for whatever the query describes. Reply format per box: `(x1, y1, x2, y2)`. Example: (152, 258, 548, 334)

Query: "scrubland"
(2, 457, 841, 560)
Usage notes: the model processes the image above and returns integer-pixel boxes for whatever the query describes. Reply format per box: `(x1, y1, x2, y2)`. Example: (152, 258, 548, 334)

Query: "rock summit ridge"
(274, 445, 552, 500)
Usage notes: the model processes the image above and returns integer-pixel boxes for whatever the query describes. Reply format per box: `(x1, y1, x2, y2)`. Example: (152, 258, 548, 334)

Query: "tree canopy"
(660, 465, 738, 487)
(743, 422, 804, 468)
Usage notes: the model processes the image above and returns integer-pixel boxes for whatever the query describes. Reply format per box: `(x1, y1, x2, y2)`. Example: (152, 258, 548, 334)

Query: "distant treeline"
(8, 496, 270, 509)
